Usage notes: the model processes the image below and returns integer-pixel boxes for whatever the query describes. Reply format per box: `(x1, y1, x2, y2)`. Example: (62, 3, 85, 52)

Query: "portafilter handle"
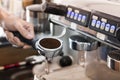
(12, 31, 37, 49)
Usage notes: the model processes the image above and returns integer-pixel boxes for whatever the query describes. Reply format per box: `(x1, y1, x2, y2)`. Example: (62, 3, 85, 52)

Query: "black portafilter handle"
(12, 31, 36, 49)
(44, 2, 67, 16)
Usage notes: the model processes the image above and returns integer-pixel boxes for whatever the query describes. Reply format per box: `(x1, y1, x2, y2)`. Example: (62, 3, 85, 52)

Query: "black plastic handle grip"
(12, 31, 36, 49)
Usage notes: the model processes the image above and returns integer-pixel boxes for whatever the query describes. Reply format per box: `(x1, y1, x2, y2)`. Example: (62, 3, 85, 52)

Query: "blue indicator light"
(105, 24, 110, 31)
(67, 11, 71, 15)
(81, 15, 86, 23)
(100, 22, 105, 30)
(74, 13, 79, 20)
(111, 25, 115, 29)
(70, 12, 75, 18)
(75, 13, 78, 17)
(91, 19, 96, 26)
(110, 25, 116, 33)
(78, 14, 82, 21)
(71, 12, 74, 16)
(67, 11, 72, 17)
(96, 21, 101, 28)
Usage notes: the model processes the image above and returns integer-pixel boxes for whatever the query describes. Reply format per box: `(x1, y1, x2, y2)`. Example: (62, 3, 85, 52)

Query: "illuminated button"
(105, 24, 110, 31)
(100, 22, 105, 30)
(67, 8, 72, 17)
(70, 12, 75, 19)
(91, 19, 96, 27)
(110, 25, 116, 33)
(78, 14, 82, 21)
(81, 15, 86, 23)
(92, 15, 98, 20)
(74, 10, 79, 20)
(74, 13, 79, 20)
(67, 11, 72, 17)
(101, 18, 107, 23)
(96, 21, 101, 28)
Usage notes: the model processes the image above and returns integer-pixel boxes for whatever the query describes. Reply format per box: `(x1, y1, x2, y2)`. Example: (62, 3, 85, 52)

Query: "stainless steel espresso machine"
(12, 0, 120, 80)
(50, 0, 120, 80)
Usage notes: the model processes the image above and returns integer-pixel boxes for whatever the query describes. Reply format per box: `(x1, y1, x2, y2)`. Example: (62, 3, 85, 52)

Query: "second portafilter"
(69, 35, 98, 66)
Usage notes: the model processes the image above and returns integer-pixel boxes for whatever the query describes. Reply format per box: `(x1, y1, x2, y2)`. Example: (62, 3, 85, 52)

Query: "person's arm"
(0, 7, 10, 21)
(0, 7, 35, 49)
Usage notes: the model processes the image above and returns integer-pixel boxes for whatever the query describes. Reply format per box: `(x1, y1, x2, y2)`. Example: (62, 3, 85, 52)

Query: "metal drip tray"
(0, 65, 34, 80)
(10, 70, 33, 80)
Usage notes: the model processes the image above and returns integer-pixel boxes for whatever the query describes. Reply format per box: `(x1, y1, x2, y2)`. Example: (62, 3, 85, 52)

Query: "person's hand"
(2, 15, 34, 49)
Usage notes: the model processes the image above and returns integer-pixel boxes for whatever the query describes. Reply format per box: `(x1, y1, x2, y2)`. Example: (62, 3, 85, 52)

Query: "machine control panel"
(89, 11, 120, 38)
(65, 6, 91, 27)
(65, 6, 120, 42)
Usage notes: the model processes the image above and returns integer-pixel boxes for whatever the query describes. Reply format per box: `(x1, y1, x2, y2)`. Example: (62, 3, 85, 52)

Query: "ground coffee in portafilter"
(39, 38, 61, 49)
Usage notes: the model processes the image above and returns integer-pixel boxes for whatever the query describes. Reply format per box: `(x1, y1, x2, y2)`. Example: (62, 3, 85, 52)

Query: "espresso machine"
(12, 0, 120, 80)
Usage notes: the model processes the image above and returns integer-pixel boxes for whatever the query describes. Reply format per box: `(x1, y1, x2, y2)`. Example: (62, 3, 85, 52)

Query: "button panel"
(65, 6, 120, 38)
(66, 6, 91, 27)
(89, 11, 119, 37)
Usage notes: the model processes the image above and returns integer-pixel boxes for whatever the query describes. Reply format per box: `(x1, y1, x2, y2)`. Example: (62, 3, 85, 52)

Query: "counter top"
(33, 57, 91, 80)
(43, 64, 91, 80)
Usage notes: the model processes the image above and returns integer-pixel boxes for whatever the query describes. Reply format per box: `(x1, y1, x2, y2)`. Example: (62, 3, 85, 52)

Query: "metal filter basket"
(35, 37, 63, 60)
(69, 35, 98, 51)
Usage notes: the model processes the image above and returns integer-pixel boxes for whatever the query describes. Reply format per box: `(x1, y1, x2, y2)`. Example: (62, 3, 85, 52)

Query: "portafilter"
(69, 35, 99, 65)
(69, 35, 98, 51)
(12, 31, 63, 61)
